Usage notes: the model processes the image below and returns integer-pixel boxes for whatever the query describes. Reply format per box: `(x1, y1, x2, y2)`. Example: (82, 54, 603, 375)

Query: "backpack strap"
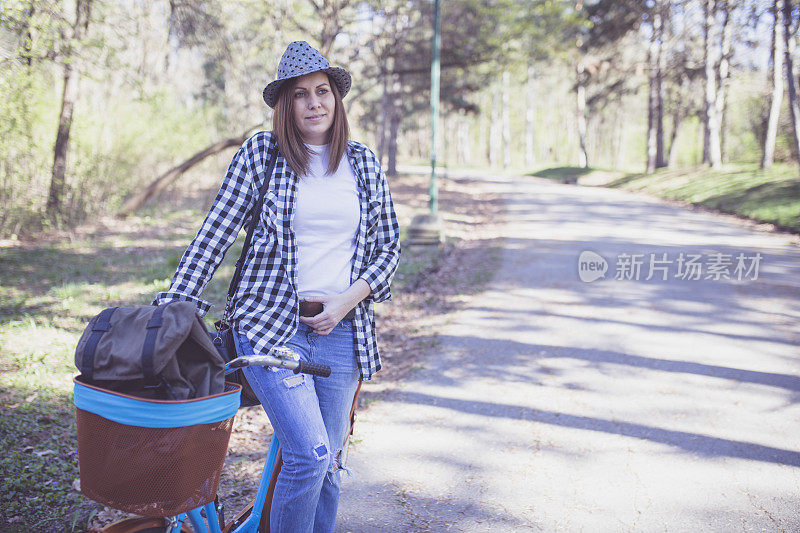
(141, 304, 168, 388)
(223, 139, 279, 322)
(80, 306, 118, 382)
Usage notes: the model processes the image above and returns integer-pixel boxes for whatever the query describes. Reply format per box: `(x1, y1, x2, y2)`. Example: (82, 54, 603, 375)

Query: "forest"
(3, 2, 800, 530)
(0, 0, 797, 235)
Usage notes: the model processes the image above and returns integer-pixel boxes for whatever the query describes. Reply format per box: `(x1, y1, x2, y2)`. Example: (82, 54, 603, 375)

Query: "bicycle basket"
(73, 377, 241, 517)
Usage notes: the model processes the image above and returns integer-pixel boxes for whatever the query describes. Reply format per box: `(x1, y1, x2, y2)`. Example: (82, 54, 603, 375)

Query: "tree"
(581, 0, 648, 169)
(702, 0, 722, 168)
(45, 0, 92, 223)
(762, 0, 785, 169)
(647, 0, 667, 173)
(782, 0, 800, 163)
(357, 0, 510, 174)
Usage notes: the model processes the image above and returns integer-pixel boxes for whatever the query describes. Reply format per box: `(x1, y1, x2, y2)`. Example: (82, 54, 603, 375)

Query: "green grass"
(605, 163, 800, 232)
(529, 166, 596, 181)
(532, 163, 800, 233)
(0, 204, 242, 531)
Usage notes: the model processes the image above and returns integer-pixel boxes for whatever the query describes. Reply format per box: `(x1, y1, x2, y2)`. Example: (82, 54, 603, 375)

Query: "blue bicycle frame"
(164, 434, 280, 533)
(161, 356, 293, 533)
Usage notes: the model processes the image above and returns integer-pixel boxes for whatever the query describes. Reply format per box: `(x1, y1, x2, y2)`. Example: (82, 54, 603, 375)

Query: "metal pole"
(429, 0, 441, 215)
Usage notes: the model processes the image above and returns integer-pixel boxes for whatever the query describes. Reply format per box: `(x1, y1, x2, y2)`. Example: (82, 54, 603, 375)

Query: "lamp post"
(407, 0, 444, 245)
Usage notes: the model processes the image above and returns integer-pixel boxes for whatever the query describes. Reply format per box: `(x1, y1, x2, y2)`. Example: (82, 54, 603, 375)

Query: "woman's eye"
(294, 91, 305, 98)
(318, 88, 329, 95)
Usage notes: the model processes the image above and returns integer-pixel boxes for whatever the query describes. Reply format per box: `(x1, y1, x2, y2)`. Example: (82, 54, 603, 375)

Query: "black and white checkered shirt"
(153, 131, 401, 380)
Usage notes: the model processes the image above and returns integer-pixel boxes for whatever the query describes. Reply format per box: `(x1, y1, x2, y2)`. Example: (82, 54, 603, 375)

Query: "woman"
(154, 41, 400, 532)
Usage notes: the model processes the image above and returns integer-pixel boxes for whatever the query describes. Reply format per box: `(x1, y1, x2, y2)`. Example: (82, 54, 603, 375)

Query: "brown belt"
(299, 301, 356, 321)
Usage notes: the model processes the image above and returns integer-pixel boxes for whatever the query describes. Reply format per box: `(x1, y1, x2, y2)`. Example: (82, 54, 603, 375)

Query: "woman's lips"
(307, 114, 326, 122)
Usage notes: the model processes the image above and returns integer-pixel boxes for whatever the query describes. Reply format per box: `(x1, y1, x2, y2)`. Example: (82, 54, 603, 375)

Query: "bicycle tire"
(100, 516, 191, 533)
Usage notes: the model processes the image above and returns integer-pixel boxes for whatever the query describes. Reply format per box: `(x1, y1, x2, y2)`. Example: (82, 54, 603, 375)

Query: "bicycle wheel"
(100, 516, 191, 533)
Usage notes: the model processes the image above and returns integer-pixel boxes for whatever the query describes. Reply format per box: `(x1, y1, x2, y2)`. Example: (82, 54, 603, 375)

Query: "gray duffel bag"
(74, 301, 225, 400)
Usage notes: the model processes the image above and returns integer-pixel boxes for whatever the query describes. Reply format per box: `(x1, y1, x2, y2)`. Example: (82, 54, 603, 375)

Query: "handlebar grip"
(294, 360, 332, 377)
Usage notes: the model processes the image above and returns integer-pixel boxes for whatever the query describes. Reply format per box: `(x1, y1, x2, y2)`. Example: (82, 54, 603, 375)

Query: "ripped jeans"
(236, 320, 359, 533)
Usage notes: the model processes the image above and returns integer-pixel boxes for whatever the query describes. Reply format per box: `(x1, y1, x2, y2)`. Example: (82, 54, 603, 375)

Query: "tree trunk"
(457, 111, 470, 165)
(378, 72, 389, 167)
(576, 61, 589, 168)
(46, 0, 92, 223)
(646, 1, 664, 174)
(387, 110, 400, 176)
(23, 1, 35, 66)
(117, 128, 260, 217)
(317, 0, 344, 56)
(613, 103, 625, 170)
(489, 86, 500, 168)
(702, 0, 722, 168)
(502, 71, 511, 169)
(526, 64, 536, 168)
(481, 92, 490, 165)
(656, 2, 666, 169)
(783, 0, 800, 163)
(667, 114, 683, 168)
(717, 0, 732, 162)
(762, 0, 785, 169)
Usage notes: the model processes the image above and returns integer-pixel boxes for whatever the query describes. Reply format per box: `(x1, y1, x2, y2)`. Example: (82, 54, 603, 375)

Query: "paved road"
(336, 174, 800, 532)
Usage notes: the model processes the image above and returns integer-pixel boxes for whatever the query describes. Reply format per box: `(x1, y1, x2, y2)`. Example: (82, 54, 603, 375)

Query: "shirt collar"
(346, 140, 368, 157)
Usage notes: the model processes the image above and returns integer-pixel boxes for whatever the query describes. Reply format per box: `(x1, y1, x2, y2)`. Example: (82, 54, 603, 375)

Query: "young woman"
(154, 41, 401, 532)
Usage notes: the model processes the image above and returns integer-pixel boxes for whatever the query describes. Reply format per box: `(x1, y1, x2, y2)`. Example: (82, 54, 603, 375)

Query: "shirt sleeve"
(152, 145, 255, 316)
(359, 167, 401, 303)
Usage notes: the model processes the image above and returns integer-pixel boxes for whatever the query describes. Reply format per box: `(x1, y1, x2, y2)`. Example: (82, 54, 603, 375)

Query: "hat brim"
(262, 66, 351, 108)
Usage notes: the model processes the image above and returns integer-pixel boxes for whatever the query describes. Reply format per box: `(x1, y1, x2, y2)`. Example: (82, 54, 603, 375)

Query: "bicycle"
(82, 348, 359, 533)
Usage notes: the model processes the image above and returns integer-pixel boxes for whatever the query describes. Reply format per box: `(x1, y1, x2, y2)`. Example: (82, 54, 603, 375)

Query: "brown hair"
(272, 73, 350, 176)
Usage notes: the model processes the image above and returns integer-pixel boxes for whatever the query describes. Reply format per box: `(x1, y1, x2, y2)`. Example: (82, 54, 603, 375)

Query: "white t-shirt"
(294, 144, 360, 299)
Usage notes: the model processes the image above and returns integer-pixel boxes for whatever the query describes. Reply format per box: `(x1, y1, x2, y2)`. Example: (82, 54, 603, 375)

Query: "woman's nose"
(307, 95, 321, 109)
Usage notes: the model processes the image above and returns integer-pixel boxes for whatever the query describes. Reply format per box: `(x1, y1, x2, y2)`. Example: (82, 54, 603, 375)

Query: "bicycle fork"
(166, 434, 281, 533)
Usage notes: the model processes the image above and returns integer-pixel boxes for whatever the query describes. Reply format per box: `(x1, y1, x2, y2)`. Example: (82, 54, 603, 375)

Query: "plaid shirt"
(153, 131, 401, 380)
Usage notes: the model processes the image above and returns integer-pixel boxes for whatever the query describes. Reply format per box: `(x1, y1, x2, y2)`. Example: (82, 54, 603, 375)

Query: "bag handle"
(141, 304, 168, 388)
(79, 306, 118, 382)
(79, 304, 165, 387)
(222, 139, 279, 322)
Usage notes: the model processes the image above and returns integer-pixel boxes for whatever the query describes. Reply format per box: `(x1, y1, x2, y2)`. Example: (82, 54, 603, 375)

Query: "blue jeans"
(236, 320, 359, 533)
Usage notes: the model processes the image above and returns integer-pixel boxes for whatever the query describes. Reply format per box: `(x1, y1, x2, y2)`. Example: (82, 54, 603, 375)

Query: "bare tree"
(716, 0, 733, 162)
(783, 0, 800, 162)
(762, 0, 785, 169)
(646, 0, 666, 173)
(45, 0, 92, 223)
(702, 0, 722, 168)
(525, 64, 537, 167)
(501, 70, 511, 169)
(576, 59, 589, 168)
(117, 128, 261, 217)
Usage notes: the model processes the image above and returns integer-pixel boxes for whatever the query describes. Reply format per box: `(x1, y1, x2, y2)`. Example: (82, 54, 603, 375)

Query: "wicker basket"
(73, 378, 241, 517)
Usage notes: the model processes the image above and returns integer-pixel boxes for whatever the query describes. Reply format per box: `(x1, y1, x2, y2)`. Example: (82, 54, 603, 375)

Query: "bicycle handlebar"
(294, 360, 332, 377)
(225, 348, 332, 377)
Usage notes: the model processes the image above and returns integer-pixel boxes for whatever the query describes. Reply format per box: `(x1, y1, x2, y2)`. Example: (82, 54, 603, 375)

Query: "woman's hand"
(299, 279, 371, 335)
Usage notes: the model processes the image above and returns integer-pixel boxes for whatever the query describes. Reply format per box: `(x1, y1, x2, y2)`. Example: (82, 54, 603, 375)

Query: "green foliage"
(0, 71, 218, 236)
(604, 163, 800, 232)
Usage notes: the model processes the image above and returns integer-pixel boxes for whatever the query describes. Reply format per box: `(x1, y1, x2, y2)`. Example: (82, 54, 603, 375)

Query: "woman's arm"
(301, 165, 401, 335)
(152, 145, 256, 316)
(359, 168, 401, 303)
(299, 279, 371, 335)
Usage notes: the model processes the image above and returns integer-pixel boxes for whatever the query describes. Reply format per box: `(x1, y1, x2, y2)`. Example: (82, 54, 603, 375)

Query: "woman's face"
(291, 71, 335, 145)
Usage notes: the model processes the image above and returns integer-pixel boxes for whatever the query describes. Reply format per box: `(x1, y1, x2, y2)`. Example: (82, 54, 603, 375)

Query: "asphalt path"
(336, 173, 800, 532)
